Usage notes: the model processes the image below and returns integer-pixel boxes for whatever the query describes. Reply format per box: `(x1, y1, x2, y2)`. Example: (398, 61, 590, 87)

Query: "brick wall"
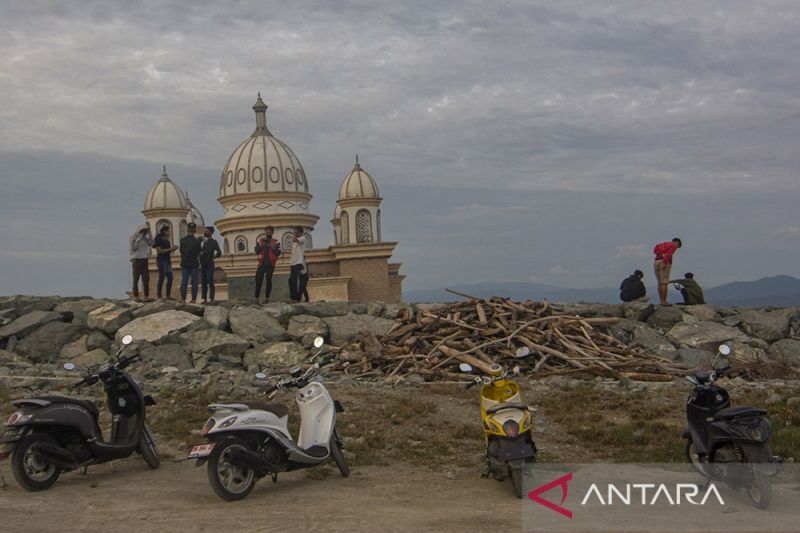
(338, 257, 391, 301)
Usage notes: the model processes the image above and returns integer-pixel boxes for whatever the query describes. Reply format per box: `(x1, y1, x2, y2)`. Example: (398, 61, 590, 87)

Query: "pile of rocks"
(1, 295, 799, 399)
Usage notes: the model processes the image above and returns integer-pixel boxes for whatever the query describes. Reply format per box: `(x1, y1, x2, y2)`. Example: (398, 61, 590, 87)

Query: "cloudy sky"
(1, 0, 799, 297)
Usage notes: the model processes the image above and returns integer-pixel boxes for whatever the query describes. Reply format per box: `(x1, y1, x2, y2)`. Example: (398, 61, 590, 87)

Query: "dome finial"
(160, 165, 169, 181)
(252, 92, 269, 136)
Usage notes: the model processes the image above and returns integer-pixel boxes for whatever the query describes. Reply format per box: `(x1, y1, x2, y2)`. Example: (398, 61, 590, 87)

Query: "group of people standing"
(253, 225, 309, 303)
(128, 222, 221, 303)
(619, 237, 705, 306)
(129, 223, 309, 304)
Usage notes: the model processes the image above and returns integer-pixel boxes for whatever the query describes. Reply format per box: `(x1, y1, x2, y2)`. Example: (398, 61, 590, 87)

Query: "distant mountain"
(705, 275, 800, 307)
(404, 275, 800, 307)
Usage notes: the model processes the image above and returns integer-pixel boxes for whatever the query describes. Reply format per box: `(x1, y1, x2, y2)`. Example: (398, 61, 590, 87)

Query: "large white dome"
(218, 94, 309, 198)
(144, 166, 188, 210)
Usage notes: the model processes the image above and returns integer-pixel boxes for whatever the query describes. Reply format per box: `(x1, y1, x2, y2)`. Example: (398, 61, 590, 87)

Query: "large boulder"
(734, 309, 799, 344)
(675, 348, 715, 367)
(323, 313, 396, 344)
(17, 298, 61, 314)
(86, 331, 112, 352)
(15, 322, 84, 363)
(115, 310, 201, 344)
(287, 315, 329, 339)
(74, 349, 110, 368)
(725, 341, 767, 363)
(59, 335, 88, 360)
(131, 301, 175, 319)
(140, 343, 192, 370)
(179, 329, 251, 357)
(54, 299, 108, 327)
(629, 325, 677, 359)
(685, 305, 719, 322)
(554, 303, 624, 318)
(293, 301, 359, 318)
(229, 307, 287, 343)
(204, 306, 229, 330)
(645, 306, 687, 330)
(667, 321, 749, 351)
(0, 311, 64, 340)
(622, 302, 652, 321)
(243, 341, 308, 371)
(87, 304, 132, 334)
(767, 339, 800, 365)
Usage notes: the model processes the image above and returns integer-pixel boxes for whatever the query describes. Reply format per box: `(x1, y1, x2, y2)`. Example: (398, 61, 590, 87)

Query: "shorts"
(654, 260, 671, 285)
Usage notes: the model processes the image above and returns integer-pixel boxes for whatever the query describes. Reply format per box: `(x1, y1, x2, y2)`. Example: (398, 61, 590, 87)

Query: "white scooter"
(189, 337, 349, 501)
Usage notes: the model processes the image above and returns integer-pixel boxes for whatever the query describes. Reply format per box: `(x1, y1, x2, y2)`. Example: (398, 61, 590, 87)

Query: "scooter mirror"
(313, 336, 325, 349)
(63, 362, 76, 371)
(254, 372, 267, 379)
(515, 347, 531, 358)
(718, 344, 732, 357)
(458, 363, 473, 373)
(121, 334, 134, 346)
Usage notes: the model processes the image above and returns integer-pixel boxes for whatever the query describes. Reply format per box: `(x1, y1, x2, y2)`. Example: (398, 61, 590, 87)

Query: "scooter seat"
(486, 402, 528, 415)
(238, 401, 289, 418)
(713, 406, 766, 421)
(34, 396, 99, 416)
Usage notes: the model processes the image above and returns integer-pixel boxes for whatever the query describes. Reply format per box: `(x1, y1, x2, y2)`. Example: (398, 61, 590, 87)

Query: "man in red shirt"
(254, 226, 281, 303)
(653, 238, 682, 305)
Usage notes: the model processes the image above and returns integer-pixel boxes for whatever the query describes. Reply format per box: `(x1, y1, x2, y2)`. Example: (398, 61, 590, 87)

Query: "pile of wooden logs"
(328, 296, 691, 383)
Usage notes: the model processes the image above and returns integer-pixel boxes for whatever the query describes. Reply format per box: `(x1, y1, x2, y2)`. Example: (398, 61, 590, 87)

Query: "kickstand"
(272, 473, 278, 483)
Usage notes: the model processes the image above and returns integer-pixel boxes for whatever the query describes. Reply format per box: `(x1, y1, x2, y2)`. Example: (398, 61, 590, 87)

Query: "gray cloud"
(1, 1, 799, 296)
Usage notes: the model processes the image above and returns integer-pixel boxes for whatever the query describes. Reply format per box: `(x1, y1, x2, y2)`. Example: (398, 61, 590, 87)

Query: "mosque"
(138, 94, 404, 302)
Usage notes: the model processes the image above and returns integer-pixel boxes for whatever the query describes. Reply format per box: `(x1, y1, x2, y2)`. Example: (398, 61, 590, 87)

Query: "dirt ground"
(0, 458, 522, 533)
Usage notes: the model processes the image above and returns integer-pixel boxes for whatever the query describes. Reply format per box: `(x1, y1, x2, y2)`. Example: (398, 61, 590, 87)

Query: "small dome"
(338, 157, 380, 200)
(144, 166, 188, 211)
(219, 95, 309, 198)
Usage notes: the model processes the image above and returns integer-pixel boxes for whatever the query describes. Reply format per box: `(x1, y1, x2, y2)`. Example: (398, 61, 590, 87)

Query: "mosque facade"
(138, 95, 404, 302)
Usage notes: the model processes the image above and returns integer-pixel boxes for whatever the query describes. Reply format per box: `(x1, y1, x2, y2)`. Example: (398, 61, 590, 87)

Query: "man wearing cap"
(671, 273, 705, 305)
(199, 226, 222, 304)
(179, 222, 202, 303)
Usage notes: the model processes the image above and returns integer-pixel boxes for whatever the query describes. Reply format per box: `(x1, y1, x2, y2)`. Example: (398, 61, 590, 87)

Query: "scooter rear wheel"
(207, 437, 256, 501)
(11, 433, 62, 491)
(508, 465, 523, 499)
(138, 424, 160, 469)
(330, 429, 350, 478)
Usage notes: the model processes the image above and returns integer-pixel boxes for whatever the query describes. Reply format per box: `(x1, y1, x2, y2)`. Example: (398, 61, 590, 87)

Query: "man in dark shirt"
(179, 222, 202, 303)
(619, 270, 648, 302)
(199, 226, 222, 304)
(254, 225, 281, 303)
(671, 272, 705, 305)
(153, 225, 178, 300)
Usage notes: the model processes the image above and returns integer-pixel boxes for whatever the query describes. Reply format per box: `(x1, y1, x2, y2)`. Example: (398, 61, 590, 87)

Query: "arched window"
(179, 220, 188, 239)
(377, 209, 382, 242)
(333, 225, 340, 245)
(156, 219, 173, 238)
(224, 238, 230, 255)
(235, 236, 247, 254)
(356, 209, 372, 243)
(340, 211, 349, 245)
(281, 232, 294, 254)
(304, 232, 313, 249)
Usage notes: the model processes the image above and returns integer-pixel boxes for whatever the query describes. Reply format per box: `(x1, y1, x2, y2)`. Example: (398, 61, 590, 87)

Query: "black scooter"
(682, 344, 783, 509)
(0, 334, 159, 491)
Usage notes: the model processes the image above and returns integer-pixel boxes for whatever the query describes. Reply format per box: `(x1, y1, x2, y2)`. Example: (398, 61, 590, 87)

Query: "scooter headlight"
(202, 417, 216, 435)
(502, 420, 520, 438)
(6, 412, 31, 426)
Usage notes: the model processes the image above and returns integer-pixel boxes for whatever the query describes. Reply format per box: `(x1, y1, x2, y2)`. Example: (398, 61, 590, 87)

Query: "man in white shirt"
(288, 226, 307, 302)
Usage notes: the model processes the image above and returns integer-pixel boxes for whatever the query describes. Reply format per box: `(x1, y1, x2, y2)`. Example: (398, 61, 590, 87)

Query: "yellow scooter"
(461, 347, 537, 498)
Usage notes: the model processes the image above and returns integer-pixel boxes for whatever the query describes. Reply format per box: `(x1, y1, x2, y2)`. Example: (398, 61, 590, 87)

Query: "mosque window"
(377, 209, 382, 242)
(281, 232, 294, 253)
(224, 238, 230, 255)
(235, 236, 247, 254)
(356, 209, 372, 243)
(340, 211, 349, 245)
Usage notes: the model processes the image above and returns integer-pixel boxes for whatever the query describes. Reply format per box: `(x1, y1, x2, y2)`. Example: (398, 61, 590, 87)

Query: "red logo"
(528, 472, 573, 519)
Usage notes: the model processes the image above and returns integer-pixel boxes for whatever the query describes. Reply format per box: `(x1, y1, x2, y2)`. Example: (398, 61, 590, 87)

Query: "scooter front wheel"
(138, 424, 160, 469)
(207, 437, 256, 501)
(508, 465, 523, 499)
(684, 438, 707, 477)
(746, 465, 772, 509)
(329, 429, 350, 478)
(11, 432, 62, 491)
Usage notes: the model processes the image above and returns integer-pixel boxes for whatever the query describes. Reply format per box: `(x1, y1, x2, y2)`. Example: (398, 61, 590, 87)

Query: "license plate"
(497, 443, 535, 461)
(188, 443, 215, 458)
